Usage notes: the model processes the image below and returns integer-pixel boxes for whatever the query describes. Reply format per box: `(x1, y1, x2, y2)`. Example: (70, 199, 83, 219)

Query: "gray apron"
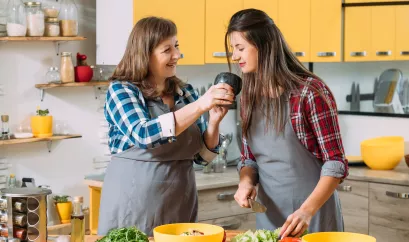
(98, 98, 203, 236)
(247, 102, 344, 233)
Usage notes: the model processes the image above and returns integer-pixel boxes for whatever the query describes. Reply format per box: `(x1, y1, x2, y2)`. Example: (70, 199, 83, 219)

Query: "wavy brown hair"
(110, 16, 184, 98)
(225, 9, 330, 137)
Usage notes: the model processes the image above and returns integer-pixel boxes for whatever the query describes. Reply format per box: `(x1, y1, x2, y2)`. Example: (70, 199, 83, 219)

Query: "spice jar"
(6, 0, 27, 37)
(24, 2, 45, 37)
(60, 52, 75, 83)
(0, 198, 6, 210)
(59, 0, 78, 36)
(44, 17, 60, 37)
(46, 67, 61, 83)
(13, 199, 27, 213)
(0, 211, 7, 223)
(13, 213, 27, 227)
(0, 226, 7, 237)
(13, 228, 27, 240)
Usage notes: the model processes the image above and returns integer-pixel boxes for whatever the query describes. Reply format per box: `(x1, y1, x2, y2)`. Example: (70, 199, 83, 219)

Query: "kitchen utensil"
(214, 72, 242, 96)
(373, 69, 404, 114)
(361, 136, 404, 170)
(153, 223, 225, 242)
(0, 187, 52, 242)
(302, 232, 375, 242)
(247, 197, 267, 213)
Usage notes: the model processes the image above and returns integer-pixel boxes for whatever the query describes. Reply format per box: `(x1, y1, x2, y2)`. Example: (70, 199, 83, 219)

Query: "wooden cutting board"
(84, 230, 242, 242)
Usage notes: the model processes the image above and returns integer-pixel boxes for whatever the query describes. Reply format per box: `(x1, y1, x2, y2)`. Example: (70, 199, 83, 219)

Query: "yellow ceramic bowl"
(153, 223, 224, 242)
(361, 136, 404, 170)
(302, 232, 376, 242)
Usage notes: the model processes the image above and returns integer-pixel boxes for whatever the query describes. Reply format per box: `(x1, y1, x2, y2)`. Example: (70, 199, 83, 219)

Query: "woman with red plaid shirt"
(226, 9, 349, 238)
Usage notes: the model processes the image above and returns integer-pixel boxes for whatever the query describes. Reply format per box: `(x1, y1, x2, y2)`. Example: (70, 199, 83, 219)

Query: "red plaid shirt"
(241, 78, 349, 179)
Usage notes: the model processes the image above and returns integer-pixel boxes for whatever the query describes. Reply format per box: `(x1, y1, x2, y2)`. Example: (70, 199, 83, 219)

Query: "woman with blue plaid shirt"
(97, 17, 234, 236)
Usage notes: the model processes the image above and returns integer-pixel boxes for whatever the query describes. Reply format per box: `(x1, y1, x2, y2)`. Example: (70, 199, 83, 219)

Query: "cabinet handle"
(317, 52, 336, 57)
(337, 185, 352, 192)
(350, 51, 367, 57)
(294, 52, 305, 57)
(400, 51, 409, 56)
(213, 52, 232, 57)
(217, 192, 235, 201)
(386, 191, 409, 199)
(376, 51, 392, 56)
(218, 219, 242, 230)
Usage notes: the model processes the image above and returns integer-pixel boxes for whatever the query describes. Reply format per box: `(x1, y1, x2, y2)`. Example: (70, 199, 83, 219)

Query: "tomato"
(280, 237, 302, 242)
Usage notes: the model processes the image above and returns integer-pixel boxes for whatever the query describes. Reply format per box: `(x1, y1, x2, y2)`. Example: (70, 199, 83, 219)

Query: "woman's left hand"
(208, 105, 229, 125)
(280, 208, 313, 238)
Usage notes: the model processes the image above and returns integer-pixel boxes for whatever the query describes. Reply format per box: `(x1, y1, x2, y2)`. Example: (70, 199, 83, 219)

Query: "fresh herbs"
(231, 228, 307, 242)
(96, 226, 149, 242)
(36, 106, 50, 116)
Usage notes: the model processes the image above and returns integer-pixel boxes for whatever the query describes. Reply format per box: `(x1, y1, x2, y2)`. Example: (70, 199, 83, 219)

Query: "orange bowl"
(302, 232, 376, 242)
(153, 223, 225, 242)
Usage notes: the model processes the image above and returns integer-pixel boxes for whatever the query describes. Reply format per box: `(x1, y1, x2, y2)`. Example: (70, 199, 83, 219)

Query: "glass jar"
(6, 0, 26, 36)
(60, 52, 74, 83)
(24, 2, 44, 37)
(45, 66, 61, 83)
(44, 17, 59, 36)
(59, 0, 78, 37)
(0, 0, 8, 37)
(43, 0, 60, 18)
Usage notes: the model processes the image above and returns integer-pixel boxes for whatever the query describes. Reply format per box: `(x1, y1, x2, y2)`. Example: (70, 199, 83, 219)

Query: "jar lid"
(49, 67, 59, 71)
(0, 187, 52, 197)
(1, 115, 9, 122)
(73, 196, 83, 203)
(24, 2, 41, 7)
(61, 52, 72, 57)
(46, 18, 59, 23)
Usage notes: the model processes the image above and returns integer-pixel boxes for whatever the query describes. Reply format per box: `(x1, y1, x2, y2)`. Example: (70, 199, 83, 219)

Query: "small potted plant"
(53, 195, 72, 224)
(30, 106, 53, 138)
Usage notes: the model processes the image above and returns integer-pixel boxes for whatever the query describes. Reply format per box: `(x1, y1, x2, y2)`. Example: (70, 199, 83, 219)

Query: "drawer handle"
(317, 52, 336, 57)
(217, 192, 235, 201)
(294, 52, 305, 57)
(218, 219, 241, 230)
(386, 191, 409, 199)
(376, 51, 391, 56)
(400, 51, 409, 56)
(213, 52, 232, 57)
(337, 185, 352, 192)
(350, 51, 367, 57)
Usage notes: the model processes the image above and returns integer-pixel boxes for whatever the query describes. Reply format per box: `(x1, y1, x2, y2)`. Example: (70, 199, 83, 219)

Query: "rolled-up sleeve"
(237, 135, 258, 172)
(304, 81, 349, 181)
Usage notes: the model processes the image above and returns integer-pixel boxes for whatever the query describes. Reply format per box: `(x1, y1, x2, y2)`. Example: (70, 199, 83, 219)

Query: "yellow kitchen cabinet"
(278, 0, 311, 62)
(370, 6, 395, 61)
(344, 7, 371, 62)
(206, 0, 243, 63)
(395, 6, 409, 61)
(89, 186, 101, 235)
(310, 0, 342, 62)
(133, 0, 205, 65)
(345, 0, 407, 2)
(244, 0, 279, 25)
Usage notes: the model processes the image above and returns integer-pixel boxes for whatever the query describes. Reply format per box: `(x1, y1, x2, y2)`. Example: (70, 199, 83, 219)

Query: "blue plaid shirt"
(104, 81, 218, 165)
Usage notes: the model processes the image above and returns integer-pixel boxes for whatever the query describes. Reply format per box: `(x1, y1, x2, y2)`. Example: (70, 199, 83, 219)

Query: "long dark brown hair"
(225, 9, 328, 137)
(110, 17, 184, 98)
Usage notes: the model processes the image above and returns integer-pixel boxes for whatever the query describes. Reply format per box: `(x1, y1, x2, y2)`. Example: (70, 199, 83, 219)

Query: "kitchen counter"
(84, 164, 409, 189)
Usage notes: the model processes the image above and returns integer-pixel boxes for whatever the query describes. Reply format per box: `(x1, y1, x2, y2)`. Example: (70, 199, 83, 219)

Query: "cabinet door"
(345, 0, 407, 2)
(338, 181, 369, 234)
(133, 0, 205, 65)
(200, 213, 256, 231)
(369, 183, 409, 241)
(395, 6, 409, 61)
(370, 6, 395, 61)
(310, 0, 342, 62)
(278, 0, 311, 62)
(205, 0, 243, 63)
(344, 7, 371, 62)
(244, 0, 278, 25)
(96, 0, 133, 65)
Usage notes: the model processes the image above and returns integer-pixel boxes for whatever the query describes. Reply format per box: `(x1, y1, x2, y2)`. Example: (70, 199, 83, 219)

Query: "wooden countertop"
(84, 162, 409, 190)
(77, 230, 242, 242)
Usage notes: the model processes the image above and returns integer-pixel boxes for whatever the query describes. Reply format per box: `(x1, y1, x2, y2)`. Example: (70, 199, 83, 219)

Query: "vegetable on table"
(96, 226, 149, 242)
(231, 227, 307, 242)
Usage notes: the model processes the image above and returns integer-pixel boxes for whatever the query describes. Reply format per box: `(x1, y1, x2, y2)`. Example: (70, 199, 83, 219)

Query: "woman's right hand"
(197, 83, 234, 112)
(234, 181, 257, 208)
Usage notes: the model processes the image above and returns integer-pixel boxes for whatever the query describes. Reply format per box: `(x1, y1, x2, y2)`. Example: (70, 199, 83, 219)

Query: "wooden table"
(84, 231, 242, 242)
